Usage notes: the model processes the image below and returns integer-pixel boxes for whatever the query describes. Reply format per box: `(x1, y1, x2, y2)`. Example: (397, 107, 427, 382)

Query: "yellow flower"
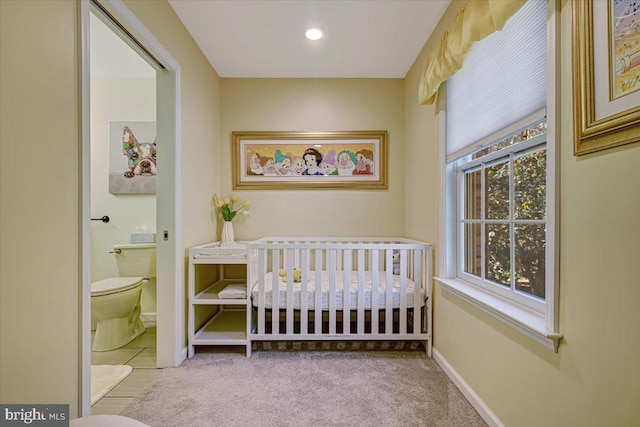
(213, 193, 251, 222)
(243, 201, 251, 209)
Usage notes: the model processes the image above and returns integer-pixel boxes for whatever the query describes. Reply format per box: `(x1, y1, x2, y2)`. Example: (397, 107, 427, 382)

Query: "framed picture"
(572, 0, 640, 156)
(109, 121, 157, 194)
(232, 130, 388, 190)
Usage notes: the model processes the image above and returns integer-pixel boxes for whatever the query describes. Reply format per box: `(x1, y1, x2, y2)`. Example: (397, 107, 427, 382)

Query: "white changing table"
(187, 241, 251, 357)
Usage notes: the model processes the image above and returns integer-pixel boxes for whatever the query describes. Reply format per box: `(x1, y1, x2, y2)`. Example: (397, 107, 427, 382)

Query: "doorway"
(88, 9, 157, 413)
(81, 0, 183, 416)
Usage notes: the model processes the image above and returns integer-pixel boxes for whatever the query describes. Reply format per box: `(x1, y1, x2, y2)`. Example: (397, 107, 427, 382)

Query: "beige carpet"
(91, 365, 133, 406)
(121, 347, 486, 426)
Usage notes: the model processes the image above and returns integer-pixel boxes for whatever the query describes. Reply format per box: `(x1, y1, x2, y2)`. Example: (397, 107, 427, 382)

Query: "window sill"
(435, 277, 562, 352)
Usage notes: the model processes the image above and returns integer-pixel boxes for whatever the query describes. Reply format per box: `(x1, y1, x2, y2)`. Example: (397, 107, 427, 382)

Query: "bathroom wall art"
(109, 121, 157, 194)
(232, 130, 388, 190)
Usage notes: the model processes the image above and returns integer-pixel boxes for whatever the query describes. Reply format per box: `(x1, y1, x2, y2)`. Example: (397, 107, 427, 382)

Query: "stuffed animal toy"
(279, 267, 302, 283)
(393, 250, 400, 275)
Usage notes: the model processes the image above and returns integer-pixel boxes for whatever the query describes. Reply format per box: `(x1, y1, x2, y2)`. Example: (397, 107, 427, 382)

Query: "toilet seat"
(91, 277, 143, 297)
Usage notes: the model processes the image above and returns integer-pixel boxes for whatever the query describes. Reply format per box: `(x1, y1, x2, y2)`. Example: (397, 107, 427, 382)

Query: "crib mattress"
(251, 271, 424, 310)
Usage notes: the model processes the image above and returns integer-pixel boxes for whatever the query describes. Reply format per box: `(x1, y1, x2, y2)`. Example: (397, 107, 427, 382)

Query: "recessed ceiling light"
(305, 27, 325, 41)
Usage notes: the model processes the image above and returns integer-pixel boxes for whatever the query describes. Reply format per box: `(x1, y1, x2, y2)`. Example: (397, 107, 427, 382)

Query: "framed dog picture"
(109, 121, 157, 194)
(231, 130, 388, 190)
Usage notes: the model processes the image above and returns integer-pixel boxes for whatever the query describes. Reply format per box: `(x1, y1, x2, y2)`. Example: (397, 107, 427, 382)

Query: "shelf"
(193, 309, 247, 345)
(188, 241, 251, 357)
(193, 279, 248, 304)
(190, 241, 249, 264)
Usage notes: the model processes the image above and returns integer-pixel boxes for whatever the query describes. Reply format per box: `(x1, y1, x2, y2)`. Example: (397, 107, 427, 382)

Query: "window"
(457, 121, 547, 312)
(438, 0, 561, 351)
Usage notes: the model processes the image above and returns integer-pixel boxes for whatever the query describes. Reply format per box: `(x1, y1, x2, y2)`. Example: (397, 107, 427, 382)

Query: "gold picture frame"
(572, 0, 640, 156)
(231, 130, 388, 190)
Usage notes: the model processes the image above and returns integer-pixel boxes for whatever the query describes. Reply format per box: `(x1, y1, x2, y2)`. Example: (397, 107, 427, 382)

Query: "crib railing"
(248, 237, 433, 355)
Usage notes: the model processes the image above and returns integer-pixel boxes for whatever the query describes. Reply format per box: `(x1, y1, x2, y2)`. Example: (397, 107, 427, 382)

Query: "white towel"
(218, 284, 247, 299)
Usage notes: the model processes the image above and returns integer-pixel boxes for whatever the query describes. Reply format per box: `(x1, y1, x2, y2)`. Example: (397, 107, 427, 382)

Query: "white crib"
(248, 237, 433, 356)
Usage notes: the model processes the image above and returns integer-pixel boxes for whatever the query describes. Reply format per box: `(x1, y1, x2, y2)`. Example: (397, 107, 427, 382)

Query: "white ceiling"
(168, 0, 450, 78)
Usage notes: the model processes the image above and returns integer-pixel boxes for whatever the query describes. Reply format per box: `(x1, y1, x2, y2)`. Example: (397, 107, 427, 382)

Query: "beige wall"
(404, 1, 640, 426)
(0, 0, 222, 416)
(90, 77, 156, 282)
(0, 0, 81, 411)
(90, 76, 157, 312)
(220, 78, 405, 240)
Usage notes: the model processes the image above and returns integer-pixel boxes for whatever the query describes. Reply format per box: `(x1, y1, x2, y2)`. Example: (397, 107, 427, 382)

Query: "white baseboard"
(141, 312, 156, 327)
(432, 348, 504, 427)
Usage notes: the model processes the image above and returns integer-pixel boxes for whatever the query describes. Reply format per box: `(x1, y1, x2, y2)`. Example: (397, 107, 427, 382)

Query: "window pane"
(486, 224, 510, 287)
(514, 149, 546, 220)
(464, 169, 482, 220)
(473, 120, 547, 160)
(474, 131, 524, 159)
(485, 160, 510, 219)
(526, 121, 547, 138)
(464, 223, 482, 277)
(515, 224, 546, 299)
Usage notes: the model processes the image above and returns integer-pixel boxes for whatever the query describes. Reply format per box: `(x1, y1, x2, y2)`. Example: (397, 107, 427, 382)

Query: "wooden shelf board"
(193, 279, 248, 304)
(193, 309, 247, 343)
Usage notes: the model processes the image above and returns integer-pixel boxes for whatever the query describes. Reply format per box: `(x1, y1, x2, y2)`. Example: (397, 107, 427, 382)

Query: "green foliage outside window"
(464, 122, 547, 300)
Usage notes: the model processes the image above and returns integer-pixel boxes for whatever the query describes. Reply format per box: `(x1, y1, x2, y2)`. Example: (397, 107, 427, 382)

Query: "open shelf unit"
(188, 241, 251, 357)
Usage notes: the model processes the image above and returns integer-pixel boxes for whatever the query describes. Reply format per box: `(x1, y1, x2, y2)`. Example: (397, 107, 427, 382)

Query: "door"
(81, 0, 183, 415)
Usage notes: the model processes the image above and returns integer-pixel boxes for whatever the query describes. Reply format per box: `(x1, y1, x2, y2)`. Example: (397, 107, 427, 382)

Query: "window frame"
(456, 133, 548, 314)
(436, 0, 562, 352)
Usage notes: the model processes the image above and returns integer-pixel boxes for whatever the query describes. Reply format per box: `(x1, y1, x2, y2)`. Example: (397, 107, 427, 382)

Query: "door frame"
(80, 0, 184, 415)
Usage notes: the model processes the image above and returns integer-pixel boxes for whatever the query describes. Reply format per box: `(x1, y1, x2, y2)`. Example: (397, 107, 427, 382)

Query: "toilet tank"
(113, 243, 156, 278)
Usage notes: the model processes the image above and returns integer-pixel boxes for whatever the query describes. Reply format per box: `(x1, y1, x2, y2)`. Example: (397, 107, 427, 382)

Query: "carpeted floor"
(121, 347, 486, 427)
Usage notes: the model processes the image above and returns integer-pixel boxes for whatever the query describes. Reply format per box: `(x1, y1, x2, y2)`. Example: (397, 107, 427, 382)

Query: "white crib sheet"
(251, 271, 424, 310)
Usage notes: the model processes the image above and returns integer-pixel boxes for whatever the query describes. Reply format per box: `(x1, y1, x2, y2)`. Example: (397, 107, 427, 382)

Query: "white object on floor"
(91, 277, 145, 351)
(218, 283, 247, 299)
(91, 365, 133, 406)
(91, 243, 155, 351)
(71, 415, 149, 426)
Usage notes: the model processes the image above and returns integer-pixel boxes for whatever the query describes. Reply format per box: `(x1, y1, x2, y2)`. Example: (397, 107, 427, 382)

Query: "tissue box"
(130, 233, 156, 243)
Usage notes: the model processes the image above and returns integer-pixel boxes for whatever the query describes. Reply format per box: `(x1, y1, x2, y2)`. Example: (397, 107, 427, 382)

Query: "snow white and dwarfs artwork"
(611, 0, 640, 99)
(247, 146, 373, 177)
(232, 131, 388, 190)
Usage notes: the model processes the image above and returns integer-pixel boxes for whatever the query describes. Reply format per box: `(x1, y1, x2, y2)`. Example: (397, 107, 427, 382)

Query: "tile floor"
(91, 325, 158, 415)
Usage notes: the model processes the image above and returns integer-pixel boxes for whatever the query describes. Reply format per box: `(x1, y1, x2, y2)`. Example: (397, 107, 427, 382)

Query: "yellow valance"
(418, 0, 527, 105)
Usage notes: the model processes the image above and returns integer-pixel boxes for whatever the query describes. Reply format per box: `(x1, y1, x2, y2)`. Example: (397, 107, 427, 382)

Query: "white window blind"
(446, 0, 547, 161)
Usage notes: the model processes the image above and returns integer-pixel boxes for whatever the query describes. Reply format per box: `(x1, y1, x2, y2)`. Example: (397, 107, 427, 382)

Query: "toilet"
(91, 243, 155, 352)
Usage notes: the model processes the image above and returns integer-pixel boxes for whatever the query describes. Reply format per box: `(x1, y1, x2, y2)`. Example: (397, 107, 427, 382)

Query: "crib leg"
(426, 339, 432, 358)
(246, 341, 252, 358)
